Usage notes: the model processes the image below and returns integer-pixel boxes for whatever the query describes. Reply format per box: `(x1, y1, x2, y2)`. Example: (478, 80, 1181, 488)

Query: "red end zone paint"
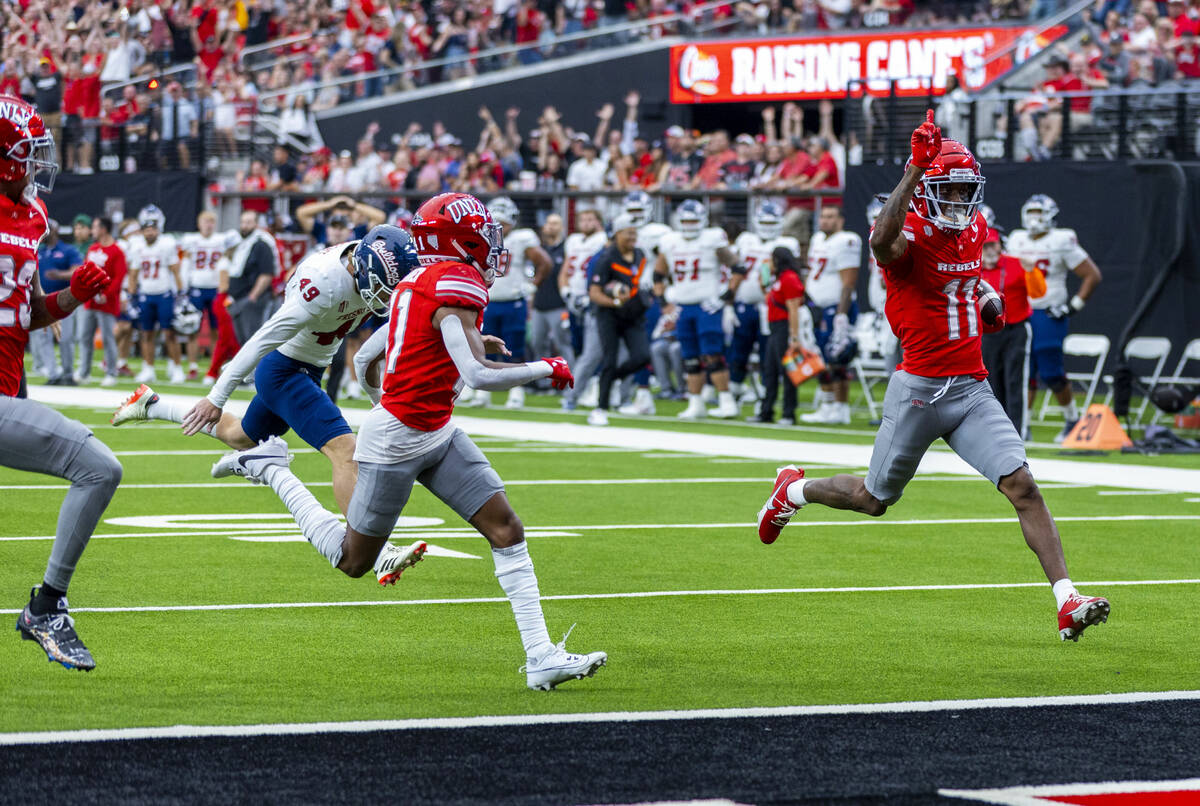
(1048, 791, 1200, 805)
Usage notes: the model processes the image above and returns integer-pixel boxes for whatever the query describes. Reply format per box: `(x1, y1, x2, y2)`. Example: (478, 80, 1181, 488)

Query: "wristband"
(1069, 295, 1085, 312)
(45, 290, 69, 321)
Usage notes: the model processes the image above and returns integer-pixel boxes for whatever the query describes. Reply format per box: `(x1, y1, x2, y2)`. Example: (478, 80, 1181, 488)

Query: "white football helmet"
(753, 200, 783, 240)
(138, 204, 166, 231)
(1020, 194, 1058, 235)
(672, 199, 707, 239)
(487, 196, 519, 228)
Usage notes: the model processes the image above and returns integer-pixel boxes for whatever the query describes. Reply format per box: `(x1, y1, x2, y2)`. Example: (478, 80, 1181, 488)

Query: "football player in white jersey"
(623, 190, 673, 273)
(113, 228, 416, 575)
(179, 210, 237, 381)
(731, 201, 800, 408)
(124, 205, 186, 384)
(462, 196, 552, 409)
(865, 194, 901, 378)
(557, 208, 608, 410)
(653, 200, 743, 419)
(1006, 194, 1102, 441)
(802, 205, 863, 425)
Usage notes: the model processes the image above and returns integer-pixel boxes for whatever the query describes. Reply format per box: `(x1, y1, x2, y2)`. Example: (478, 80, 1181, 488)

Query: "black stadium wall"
(47, 171, 205, 232)
(845, 160, 1200, 369)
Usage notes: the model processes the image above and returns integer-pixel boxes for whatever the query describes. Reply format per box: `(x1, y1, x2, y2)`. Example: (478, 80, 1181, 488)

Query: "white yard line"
(2, 690, 1198, 747)
(0, 577, 1195, 616)
(29, 386, 1200, 493)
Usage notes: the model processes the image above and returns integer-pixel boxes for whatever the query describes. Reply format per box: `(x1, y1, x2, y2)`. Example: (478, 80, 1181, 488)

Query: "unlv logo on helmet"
(0, 95, 57, 193)
(444, 196, 488, 224)
(0, 100, 34, 131)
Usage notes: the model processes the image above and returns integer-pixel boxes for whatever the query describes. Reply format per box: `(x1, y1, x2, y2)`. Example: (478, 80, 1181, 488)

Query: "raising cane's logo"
(678, 46, 720, 96)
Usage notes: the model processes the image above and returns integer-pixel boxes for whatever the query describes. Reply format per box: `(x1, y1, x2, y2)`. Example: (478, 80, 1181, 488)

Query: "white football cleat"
(700, 384, 717, 404)
(100, 375, 118, 388)
(505, 386, 525, 409)
(522, 625, 607, 691)
(135, 365, 156, 384)
(167, 363, 185, 385)
(709, 391, 740, 419)
(374, 540, 428, 586)
(462, 388, 491, 408)
(617, 388, 655, 416)
(577, 377, 599, 408)
(211, 436, 292, 483)
(111, 384, 156, 426)
(201, 374, 215, 387)
(677, 399, 706, 420)
(587, 408, 609, 426)
(801, 403, 851, 424)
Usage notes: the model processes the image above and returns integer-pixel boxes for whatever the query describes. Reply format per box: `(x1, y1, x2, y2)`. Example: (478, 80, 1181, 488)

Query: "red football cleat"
(757, 465, 804, 545)
(1058, 593, 1110, 641)
(117, 365, 134, 378)
(186, 369, 199, 381)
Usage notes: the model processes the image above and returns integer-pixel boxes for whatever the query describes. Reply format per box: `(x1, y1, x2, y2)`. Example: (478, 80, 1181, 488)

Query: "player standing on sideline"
(1006, 195, 1102, 442)
(461, 196, 551, 410)
(179, 211, 235, 381)
(865, 195, 902, 379)
(732, 201, 800, 408)
(756, 112, 1111, 642)
(0, 95, 123, 670)
(214, 192, 605, 690)
(981, 227, 1046, 435)
(655, 199, 743, 420)
(125, 204, 187, 384)
(801, 205, 862, 425)
(111, 227, 412, 529)
(558, 207, 607, 410)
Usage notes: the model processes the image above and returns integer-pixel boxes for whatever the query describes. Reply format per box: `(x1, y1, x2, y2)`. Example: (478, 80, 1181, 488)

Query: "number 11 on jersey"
(385, 289, 414, 374)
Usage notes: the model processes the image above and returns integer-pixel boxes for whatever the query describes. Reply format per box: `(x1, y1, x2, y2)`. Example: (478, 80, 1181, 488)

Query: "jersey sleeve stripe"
(436, 280, 488, 305)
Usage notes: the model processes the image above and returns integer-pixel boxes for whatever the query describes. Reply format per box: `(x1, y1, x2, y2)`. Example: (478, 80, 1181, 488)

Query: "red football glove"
(69, 261, 111, 303)
(543, 356, 574, 390)
(910, 109, 942, 169)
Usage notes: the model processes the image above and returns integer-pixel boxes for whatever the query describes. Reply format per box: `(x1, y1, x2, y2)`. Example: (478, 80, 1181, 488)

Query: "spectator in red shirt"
(1176, 28, 1200, 76)
(758, 247, 807, 425)
(516, 0, 545, 64)
(79, 216, 128, 385)
(1168, 0, 1199, 36)
(239, 159, 271, 213)
(692, 130, 735, 190)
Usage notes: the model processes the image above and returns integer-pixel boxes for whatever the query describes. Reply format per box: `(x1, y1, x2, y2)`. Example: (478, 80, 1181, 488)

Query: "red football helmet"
(910, 139, 985, 232)
(0, 95, 57, 194)
(410, 192, 508, 285)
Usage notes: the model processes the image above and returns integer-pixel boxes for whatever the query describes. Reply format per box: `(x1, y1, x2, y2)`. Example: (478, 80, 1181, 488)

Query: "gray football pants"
(865, 371, 1027, 505)
(29, 309, 77, 380)
(0, 396, 123, 590)
(76, 308, 120, 378)
(529, 307, 575, 367)
(564, 309, 602, 405)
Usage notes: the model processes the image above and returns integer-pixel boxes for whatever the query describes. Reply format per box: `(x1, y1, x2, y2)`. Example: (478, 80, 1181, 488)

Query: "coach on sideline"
(227, 210, 279, 347)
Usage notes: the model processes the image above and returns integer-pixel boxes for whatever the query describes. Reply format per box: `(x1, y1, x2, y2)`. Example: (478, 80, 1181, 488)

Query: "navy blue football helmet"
(353, 225, 420, 313)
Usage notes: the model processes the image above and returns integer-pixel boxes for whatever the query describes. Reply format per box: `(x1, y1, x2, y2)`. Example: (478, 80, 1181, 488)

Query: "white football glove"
(721, 304, 738, 337)
(700, 296, 725, 314)
(829, 312, 852, 356)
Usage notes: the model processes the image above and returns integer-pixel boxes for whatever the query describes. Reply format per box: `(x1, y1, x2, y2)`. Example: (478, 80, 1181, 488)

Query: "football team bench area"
(1, 388, 1198, 804)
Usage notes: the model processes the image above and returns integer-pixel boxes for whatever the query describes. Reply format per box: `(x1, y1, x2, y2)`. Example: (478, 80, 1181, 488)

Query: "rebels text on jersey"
(180, 232, 236, 289)
(490, 227, 539, 302)
(279, 243, 374, 368)
(126, 233, 181, 295)
(381, 261, 490, 432)
(658, 227, 729, 304)
(562, 231, 607, 300)
(806, 230, 862, 308)
(0, 193, 49, 396)
(1005, 227, 1088, 310)
(878, 212, 989, 380)
(733, 232, 800, 304)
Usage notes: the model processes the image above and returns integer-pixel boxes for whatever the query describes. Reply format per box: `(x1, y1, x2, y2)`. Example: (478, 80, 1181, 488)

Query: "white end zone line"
(0, 577, 1195, 616)
(940, 778, 1200, 805)
(2, 690, 1199, 747)
(29, 386, 1200, 493)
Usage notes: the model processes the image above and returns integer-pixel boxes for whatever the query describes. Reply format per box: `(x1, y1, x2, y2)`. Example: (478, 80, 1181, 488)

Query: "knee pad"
(1046, 375, 1069, 394)
(701, 354, 727, 373)
(684, 357, 703, 375)
(830, 366, 849, 382)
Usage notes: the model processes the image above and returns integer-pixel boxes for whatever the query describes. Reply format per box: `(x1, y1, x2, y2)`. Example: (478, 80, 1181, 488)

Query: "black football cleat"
(16, 587, 96, 671)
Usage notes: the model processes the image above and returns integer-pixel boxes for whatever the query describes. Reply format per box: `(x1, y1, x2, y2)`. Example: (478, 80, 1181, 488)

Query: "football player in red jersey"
(216, 192, 607, 690)
(757, 111, 1110, 642)
(0, 96, 123, 670)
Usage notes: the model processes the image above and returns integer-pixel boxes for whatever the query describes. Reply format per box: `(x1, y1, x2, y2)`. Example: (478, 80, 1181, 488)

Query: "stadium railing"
(206, 188, 843, 235)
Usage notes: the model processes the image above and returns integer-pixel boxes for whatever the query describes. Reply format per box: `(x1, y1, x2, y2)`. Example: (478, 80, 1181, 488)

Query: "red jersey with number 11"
(0, 192, 49, 396)
(878, 211, 989, 380)
(381, 260, 489, 431)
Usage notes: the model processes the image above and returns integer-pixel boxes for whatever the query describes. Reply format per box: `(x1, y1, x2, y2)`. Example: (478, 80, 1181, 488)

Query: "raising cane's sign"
(670, 25, 1065, 103)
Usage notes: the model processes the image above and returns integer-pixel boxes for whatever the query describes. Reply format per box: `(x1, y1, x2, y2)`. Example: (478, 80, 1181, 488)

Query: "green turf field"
(2, 379, 1198, 734)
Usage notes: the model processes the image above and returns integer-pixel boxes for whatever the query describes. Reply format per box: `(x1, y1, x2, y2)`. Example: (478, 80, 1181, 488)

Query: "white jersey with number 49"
(126, 234, 181, 295)
(659, 227, 729, 305)
(278, 243, 374, 368)
(490, 227, 540, 302)
(563, 230, 607, 300)
(733, 232, 800, 305)
(805, 230, 862, 308)
(180, 231, 238, 290)
(1005, 227, 1088, 310)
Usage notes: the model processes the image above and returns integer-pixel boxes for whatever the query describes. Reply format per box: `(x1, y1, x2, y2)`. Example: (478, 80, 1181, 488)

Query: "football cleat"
(186, 369, 199, 382)
(111, 383, 157, 426)
(374, 540, 428, 586)
(522, 625, 606, 691)
(587, 408, 609, 426)
(100, 375, 118, 388)
(135, 365, 156, 384)
(201, 374, 216, 387)
(167, 363, 185, 385)
(1058, 593, 1110, 641)
(505, 386, 525, 409)
(801, 403, 851, 425)
(709, 392, 740, 419)
(211, 436, 292, 483)
(577, 377, 600, 408)
(677, 399, 707, 420)
(16, 588, 95, 671)
(757, 465, 805, 544)
(617, 388, 655, 416)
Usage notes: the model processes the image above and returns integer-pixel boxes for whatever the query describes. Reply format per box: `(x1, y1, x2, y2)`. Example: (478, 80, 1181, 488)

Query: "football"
(977, 279, 1004, 326)
(605, 281, 631, 301)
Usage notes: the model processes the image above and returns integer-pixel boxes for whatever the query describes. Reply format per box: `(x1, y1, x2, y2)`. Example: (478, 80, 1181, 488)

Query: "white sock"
(145, 398, 218, 436)
(492, 543, 554, 662)
(786, 479, 808, 507)
(263, 464, 345, 568)
(718, 390, 735, 406)
(1064, 400, 1079, 420)
(687, 393, 703, 408)
(1052, 577, 1077, 609)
